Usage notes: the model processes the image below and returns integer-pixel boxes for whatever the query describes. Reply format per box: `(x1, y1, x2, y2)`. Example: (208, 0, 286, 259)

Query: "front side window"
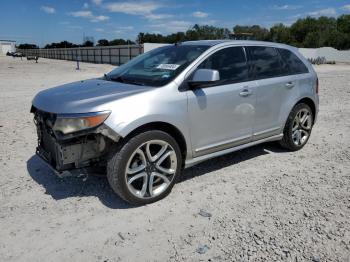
(247, 46, 283, 80)
(107, 45, 209, 87)
(278, 48, 309, 74)
(197, 46, 249, 84)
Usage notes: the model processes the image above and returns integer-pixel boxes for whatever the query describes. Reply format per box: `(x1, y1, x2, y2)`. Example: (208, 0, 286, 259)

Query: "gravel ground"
(0, 56, 349, 262)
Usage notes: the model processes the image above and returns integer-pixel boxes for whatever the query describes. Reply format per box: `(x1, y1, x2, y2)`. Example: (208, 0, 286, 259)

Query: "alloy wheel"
(291, 108, 312, 146)
(125, 140, 177, 199)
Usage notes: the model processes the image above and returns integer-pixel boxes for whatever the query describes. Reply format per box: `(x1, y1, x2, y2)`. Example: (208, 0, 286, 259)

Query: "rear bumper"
(314, 94, 319, 123)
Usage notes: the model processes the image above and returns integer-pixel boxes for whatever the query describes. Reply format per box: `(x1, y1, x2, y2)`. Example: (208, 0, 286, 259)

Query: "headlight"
(53, 111, 111, 134)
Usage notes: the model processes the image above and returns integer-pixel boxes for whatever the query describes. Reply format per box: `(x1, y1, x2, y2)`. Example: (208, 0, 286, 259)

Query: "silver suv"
(31, 40, 319, 205)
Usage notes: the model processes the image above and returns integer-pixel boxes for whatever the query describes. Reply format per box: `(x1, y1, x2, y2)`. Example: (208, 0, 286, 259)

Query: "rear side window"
(246, 46, 283, 80)
(278, 48, 309, 74)
(198, 46, 248, 84)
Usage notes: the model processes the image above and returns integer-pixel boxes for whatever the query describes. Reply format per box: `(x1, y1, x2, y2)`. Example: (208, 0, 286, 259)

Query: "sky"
(0, 0, 349, 47)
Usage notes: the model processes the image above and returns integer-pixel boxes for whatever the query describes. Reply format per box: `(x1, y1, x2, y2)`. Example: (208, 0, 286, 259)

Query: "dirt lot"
(0, 56, 349, 262)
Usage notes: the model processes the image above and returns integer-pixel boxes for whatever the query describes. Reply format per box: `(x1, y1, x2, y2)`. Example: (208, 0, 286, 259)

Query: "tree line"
(17, 39, 136, 49)
(18, 15, 350, 50)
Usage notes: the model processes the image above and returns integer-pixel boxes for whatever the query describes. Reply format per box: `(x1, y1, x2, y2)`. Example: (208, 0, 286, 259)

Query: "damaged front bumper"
(32, 107, 120, 176)
(35, 154, 87, 178)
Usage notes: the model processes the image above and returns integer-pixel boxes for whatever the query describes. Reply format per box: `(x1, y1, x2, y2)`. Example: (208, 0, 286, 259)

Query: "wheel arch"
(281, 96, 317, 133)
(295, 97, 316, 122)
(119, 121, 188, 161)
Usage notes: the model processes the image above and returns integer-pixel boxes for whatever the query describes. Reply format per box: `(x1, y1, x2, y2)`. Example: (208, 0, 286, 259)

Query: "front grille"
(34, 109, 59, 168)
(38, 127, 57, 165)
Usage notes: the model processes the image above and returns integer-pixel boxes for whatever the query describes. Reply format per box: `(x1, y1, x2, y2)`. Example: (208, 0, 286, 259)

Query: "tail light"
(316, 77, 319, 94)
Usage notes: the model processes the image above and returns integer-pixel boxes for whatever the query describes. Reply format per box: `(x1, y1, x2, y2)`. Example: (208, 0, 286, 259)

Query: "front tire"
(107, 130, 182, 205)
(279, 103, 314, 151)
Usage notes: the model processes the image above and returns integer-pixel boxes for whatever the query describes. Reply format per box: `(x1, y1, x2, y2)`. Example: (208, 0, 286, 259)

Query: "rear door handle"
(239, 88, 252, 97)
(285, 82, 295, 88)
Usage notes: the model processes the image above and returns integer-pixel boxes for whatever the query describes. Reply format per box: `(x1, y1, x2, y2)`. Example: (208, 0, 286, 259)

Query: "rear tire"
(107, 130, 182, 205)
(279, 103, 314, 151)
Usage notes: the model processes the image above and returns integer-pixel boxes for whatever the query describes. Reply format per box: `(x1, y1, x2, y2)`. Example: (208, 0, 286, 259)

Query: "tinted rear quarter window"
(278, 48, 309, 74)
(247, 46, 283, 80)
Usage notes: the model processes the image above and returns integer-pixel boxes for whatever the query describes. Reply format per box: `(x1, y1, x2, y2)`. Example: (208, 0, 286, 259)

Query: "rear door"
(277, 47, 312, 124)
(246, 46, 294, 140)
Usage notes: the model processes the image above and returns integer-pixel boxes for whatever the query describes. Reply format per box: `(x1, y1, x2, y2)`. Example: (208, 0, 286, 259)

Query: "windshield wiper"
(122, 79, 146, 86)
(109, 76, 125, 83)
(110, 76, 145, 86)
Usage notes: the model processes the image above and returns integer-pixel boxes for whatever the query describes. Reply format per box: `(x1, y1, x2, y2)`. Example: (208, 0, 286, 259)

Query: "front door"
(186, 46, 257, 157)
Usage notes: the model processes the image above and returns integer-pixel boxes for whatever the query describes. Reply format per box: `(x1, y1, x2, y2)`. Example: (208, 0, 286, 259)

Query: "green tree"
(109, 39, 135, 45)
(233, 25, 270, 41)
(165, 32, 186, 43)
(290, 17, 318, 46)
(324, 31, 350, 50)
(303, 32, 320, 48)
(270, 23, 294, 44)
(44, 41, 78, 48)
(186, 24, 230, 40)
(17, 43, 38, 49)
(42, 15, 350, 51)
(82, 40, 94, 47)
(316, 16, 337, 47)
(97, 39, 109, 46)
(136, 33, 145, 44)
(337, 15, 350, 34)
(137, 24, 229, 44)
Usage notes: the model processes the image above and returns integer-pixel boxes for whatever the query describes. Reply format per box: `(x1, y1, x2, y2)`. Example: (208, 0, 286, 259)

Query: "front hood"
(32, 79, 152, 114)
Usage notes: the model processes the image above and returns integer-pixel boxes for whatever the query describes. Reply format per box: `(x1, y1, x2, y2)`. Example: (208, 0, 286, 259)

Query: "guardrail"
(17, 45, 143, 65)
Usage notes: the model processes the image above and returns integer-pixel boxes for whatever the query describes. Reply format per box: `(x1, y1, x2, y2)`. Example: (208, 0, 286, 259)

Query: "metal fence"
(17, 45, 144, 65)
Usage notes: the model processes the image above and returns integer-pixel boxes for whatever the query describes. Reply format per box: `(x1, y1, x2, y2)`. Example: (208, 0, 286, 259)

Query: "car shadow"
(26, 142, 286, 209)
(180, 142, 286, 183)
(26, 155, 134, 209)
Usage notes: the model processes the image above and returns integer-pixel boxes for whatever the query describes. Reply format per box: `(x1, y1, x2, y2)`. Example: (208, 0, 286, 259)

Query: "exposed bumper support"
(32, 107, 122, 174)
(36, 154, 89, 178)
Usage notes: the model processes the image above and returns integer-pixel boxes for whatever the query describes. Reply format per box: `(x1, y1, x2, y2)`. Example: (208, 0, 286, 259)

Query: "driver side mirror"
(187, 69, 220, 89)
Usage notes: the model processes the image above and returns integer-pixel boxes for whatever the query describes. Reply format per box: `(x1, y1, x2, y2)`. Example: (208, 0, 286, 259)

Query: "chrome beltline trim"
(194, 134, 251, 156)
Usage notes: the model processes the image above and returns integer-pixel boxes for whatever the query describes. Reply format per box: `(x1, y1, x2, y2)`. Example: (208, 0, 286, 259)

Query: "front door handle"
(239, 88, 252, 97)
(285, 82, 295, 88)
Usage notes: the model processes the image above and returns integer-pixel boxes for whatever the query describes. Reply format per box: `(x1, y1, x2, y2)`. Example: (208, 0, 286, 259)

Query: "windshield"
(106, 44, 209, 87)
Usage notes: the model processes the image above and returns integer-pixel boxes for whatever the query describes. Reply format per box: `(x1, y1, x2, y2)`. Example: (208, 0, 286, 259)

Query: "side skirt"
(184, 134, 283, 168)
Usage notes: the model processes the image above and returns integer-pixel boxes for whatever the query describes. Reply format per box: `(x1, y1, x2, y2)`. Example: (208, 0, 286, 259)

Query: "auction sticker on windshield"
(156, 64, 180, 70)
